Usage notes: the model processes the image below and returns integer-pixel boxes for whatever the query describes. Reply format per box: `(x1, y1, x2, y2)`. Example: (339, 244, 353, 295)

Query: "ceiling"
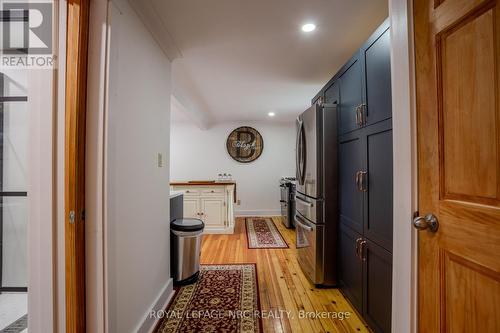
(142, 0, 388, 125)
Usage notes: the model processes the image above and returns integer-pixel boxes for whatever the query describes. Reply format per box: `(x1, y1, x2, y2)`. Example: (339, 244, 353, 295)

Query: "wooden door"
(201, 198, 226, 227)
(65, 0, 90, 331)
(183, 198, 200, 219)
(414, 0, 500, 332)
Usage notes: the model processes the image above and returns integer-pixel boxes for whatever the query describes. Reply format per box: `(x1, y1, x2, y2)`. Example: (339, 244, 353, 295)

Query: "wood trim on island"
(170, 181, 237, 203)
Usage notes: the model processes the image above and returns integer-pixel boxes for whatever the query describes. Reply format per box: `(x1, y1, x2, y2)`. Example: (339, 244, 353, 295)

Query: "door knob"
(413, 213, 439, 232)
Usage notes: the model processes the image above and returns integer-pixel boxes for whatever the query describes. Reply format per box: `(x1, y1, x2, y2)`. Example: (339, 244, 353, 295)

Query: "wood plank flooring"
(200, 217, 370, 333)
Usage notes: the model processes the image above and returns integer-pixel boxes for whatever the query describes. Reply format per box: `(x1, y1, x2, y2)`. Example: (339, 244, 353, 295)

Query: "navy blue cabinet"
(364, 121, 393, 252)
(339, 133, 364, 234)
(339, 57, 363, 134)
(339, 224, 363, 313)
(315, 18, 393, 333)
(363, 239, 392, 333)
(362, 26, 392, 127)
(324, 80, 339, 105)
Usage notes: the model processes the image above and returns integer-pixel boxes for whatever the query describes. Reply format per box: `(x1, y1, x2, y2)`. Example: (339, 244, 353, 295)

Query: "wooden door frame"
(65, 0, 90, 331)
(388, 0, 419, 332)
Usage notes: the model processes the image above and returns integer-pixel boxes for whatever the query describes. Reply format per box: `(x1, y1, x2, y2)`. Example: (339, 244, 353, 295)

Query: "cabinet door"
(339, 132, 364, 234)
(201, 198, 226, 227)
(339, 224, 363, 314)
(363, 121, 393, 251)
(363, 239, 392, 333)
(183, 198, 200, 219)
(339, 56, 363, 134)
(362, 28, 392, 126)
(324, 80, 340, 105)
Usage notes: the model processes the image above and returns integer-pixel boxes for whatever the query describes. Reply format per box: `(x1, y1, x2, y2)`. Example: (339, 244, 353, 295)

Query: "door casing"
(65, 0, 90, 331)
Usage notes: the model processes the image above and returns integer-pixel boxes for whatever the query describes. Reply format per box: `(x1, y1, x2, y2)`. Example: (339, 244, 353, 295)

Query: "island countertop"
(170, 180, 236, 186)
(170, 181, 237, 203)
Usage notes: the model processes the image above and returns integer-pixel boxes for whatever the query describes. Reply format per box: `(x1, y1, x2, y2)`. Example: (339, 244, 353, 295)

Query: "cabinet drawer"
(175, 187, 200, 196)
(201, 187, 224, 196)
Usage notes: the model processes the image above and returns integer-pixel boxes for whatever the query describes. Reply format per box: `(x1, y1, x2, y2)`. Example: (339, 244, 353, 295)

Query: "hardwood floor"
(200, 217, 370, 333)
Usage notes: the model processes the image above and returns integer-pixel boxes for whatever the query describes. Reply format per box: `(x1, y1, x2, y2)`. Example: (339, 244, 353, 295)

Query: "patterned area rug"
(156, 264, 261, 333)
(245, 217, 288, 249)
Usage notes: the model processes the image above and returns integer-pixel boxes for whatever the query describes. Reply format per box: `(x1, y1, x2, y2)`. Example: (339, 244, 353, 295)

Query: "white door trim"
(389, 0, 418, 332)
(28, 1, 65, 332)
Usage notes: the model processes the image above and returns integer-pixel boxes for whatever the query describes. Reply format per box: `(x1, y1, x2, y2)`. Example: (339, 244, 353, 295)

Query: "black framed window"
(0, 72, 28, 293)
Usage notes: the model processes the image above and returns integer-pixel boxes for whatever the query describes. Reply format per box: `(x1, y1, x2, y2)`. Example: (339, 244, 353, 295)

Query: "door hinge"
(81, 209, 86, 221)
(69, 210, 75, 224)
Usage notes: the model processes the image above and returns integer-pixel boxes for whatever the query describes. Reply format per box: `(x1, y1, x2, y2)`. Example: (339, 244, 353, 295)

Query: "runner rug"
(245, 217, 288, 249)
(156, 264, 262, 333)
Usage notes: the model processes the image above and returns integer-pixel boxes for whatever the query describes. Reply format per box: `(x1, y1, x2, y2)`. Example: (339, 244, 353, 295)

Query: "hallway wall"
(105, 1, 172, 331)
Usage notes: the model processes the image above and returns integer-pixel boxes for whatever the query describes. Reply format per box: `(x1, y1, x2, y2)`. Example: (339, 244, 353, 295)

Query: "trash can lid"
(171, 218, 205, 232)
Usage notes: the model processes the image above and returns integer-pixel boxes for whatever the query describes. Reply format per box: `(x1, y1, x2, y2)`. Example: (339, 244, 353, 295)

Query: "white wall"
(170, 121, 295, 215)
(106, 1, 172, 332)
(389, 0, 418, 332)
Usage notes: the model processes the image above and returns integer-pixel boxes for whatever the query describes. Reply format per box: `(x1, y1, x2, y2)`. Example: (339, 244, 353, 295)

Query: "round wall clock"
(226, 126, 264, 163)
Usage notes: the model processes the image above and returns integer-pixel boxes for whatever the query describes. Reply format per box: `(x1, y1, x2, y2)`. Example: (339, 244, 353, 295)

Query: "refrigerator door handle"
(295, 215, 313, 231)
(296, 119, 305, 185)
(296, 195, 314, 207)
(296, 119, 301, 182)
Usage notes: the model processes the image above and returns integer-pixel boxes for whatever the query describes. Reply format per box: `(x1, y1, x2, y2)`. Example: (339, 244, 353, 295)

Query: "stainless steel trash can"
(171, 218, 204, 285)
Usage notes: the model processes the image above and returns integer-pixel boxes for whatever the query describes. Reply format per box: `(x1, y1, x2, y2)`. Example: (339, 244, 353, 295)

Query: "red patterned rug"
(156, 264, 261, 333)
(245, 217, 288, 249)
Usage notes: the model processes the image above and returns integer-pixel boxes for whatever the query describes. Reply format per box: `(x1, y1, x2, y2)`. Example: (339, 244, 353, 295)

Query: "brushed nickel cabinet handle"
(355, 171, 363, 191)
(355, 238, 363, 260)
(360, 240, 367, 261)
(359, 103, 367, 126)
(360, 171, 368, 192)
(355, 105, 360, 126)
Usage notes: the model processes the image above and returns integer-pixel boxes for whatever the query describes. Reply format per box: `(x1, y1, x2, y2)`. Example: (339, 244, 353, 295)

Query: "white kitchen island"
(170, 181, 236, 234)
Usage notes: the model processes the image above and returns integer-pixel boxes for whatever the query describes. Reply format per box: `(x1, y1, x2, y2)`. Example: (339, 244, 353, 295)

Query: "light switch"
(157, 153, 163, 167)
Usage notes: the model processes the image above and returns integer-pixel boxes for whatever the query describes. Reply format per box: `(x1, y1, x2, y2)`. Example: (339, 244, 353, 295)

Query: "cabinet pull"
(355, 105, 360, 126)
(360, 171, 368, 192)
(360, 103, 367, 125)
(360, 240, 367, 261)
(355, 171, 362, 191)
(355, 238, 363, 260)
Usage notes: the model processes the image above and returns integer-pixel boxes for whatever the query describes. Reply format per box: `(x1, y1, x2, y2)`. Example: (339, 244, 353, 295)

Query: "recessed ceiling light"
(268, 112, 276, 117)
(301, 23, 316, 32)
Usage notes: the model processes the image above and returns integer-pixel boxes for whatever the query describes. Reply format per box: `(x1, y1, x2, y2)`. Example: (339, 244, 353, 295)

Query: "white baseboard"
(135, 278, 174, 333)
(203, 226, 235, 234)
(234, 210, 281, 217)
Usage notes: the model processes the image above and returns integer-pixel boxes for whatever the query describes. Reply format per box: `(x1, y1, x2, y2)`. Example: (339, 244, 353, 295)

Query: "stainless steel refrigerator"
(295, 103, 338, 286)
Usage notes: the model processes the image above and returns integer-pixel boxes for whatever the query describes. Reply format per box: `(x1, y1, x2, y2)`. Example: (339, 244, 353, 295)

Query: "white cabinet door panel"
(201, 198, 226, 227)
(183, 198, 200, 219)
